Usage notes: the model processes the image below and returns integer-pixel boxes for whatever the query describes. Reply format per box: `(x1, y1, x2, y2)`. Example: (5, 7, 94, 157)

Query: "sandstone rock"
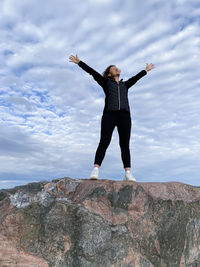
(0, 177, 200, 267)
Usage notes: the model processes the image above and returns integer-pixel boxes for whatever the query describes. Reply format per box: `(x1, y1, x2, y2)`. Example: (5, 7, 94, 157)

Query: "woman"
(69, 54, 154, 181)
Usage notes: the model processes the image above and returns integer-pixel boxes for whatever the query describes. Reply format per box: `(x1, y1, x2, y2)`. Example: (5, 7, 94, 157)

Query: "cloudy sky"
(0, 0, 200, 189)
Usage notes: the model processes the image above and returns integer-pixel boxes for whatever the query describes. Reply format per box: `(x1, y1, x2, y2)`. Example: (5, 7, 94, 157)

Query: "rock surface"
(0, 177, 200, 267)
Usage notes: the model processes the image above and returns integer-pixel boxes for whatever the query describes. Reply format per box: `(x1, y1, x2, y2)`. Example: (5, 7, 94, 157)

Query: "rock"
(0, 177, 200, 267)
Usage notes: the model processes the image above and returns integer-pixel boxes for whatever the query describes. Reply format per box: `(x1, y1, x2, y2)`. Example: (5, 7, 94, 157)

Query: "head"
(102, 65, 121, 78)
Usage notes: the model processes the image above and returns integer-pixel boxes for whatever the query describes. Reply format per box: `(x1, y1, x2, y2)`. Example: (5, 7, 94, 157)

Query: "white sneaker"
(124, 171, 136, 182)
(90, 167, 99, 180)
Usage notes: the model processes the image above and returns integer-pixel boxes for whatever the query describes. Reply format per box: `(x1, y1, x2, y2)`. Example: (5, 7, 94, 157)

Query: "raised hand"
(145, 63, 155, 72)
(69, 54, 80, 64)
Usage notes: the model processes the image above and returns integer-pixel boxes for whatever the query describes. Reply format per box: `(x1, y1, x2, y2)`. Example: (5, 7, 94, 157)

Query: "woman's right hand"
(69, 54, 80, 64)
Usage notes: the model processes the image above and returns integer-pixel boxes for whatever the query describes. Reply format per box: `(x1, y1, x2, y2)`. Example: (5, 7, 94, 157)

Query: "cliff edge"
(0, 177, 200, 267)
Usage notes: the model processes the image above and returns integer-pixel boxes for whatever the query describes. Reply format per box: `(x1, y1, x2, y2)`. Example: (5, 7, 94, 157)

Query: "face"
(108, 66, 121, 77)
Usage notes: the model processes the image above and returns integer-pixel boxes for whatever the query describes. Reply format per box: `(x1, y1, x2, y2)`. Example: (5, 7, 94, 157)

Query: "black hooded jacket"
(78, 60, 147, 114)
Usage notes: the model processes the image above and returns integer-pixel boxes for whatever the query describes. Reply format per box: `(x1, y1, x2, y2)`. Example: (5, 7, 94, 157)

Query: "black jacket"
(78, 60, 147, 113)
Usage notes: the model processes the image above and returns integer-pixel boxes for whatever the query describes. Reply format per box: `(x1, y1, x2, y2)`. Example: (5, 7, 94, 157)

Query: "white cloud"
(0, 0, 200, 188)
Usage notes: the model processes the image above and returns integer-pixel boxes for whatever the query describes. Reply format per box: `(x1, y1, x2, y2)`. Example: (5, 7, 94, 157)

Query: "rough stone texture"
(0, 177, 200, 267)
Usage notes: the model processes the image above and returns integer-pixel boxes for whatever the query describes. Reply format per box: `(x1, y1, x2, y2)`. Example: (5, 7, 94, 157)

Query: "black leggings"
(94, 110, 131, 168)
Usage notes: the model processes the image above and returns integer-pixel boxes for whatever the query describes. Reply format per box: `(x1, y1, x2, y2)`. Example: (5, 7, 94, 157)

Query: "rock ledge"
(0, 177, 200, 267)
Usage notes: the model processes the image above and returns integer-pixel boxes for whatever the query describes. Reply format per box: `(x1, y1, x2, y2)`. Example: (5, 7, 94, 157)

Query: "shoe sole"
(124, 178, 136, 182)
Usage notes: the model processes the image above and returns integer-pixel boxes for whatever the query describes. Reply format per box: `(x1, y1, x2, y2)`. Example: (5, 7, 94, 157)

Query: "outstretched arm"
(125, 63, 155, 89)
(69, 54, 107, 88)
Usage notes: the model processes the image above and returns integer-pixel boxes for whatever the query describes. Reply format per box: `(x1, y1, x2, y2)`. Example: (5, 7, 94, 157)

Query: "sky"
(0, 0, 200, 189)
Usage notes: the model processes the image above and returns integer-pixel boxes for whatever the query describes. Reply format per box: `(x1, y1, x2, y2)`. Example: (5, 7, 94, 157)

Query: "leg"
(116, 111, 132, 169)
(94, 112, 116, 167)
(94, 164, 100, 168)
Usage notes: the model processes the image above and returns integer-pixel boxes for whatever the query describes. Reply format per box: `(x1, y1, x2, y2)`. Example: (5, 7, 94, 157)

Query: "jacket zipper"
(118, 83, 120, 110)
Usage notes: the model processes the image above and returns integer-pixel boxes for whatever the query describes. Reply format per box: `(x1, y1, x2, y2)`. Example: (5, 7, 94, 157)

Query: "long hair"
(102, 65, 115, 78)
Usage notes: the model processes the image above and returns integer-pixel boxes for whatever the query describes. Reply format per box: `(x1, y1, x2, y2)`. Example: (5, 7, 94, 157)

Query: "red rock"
(0, 177, 200, 266)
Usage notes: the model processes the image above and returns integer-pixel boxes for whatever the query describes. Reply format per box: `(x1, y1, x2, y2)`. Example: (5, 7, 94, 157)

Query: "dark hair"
(102, 65, 115, 78)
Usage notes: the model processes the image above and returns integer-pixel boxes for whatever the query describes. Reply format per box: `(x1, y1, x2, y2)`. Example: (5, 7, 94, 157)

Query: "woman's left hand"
(145, 63, 155, 72)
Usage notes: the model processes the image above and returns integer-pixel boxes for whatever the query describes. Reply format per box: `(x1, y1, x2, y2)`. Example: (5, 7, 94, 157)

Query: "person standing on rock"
(69, 54, 154, 181)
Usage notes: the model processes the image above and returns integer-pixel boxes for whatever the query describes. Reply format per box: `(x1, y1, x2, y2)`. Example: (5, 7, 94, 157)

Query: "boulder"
(0, 177, 200, 266)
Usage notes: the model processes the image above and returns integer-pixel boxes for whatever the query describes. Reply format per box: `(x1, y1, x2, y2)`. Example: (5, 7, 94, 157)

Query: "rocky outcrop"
(0, 177, 200, 267)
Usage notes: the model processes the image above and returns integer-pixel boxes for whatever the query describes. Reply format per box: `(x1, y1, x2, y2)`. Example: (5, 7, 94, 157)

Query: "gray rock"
(0, 177, 200, 267)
